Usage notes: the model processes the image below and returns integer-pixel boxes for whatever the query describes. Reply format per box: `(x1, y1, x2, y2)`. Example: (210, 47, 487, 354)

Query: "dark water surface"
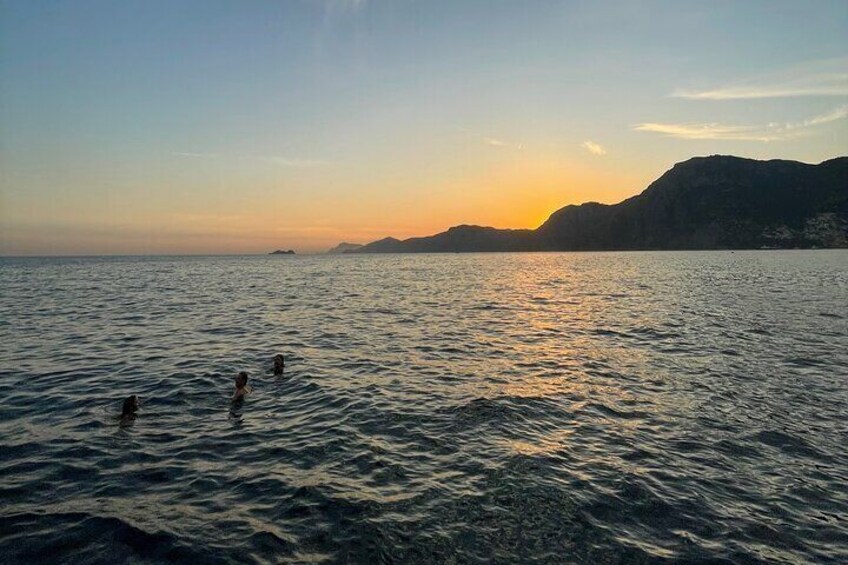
(1, 252, 847, 564)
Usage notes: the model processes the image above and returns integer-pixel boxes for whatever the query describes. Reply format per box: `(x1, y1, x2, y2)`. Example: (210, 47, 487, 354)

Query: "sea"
(1, 251, 847, 564)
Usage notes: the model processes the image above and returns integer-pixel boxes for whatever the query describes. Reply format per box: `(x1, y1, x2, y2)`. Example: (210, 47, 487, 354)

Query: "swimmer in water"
(273, 354, 284, 376)
(232, 371, 251, 402)
(121, 395, 139, 421)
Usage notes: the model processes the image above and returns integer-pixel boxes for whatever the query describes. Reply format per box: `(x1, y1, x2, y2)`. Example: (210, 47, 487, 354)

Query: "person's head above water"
(273, 354, 284, 375)
(121, 395, 139, 417)
(232, 371, 251, 402)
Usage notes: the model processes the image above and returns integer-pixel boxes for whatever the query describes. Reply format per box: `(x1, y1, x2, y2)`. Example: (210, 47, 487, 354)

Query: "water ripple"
(1, 251, 847, 563)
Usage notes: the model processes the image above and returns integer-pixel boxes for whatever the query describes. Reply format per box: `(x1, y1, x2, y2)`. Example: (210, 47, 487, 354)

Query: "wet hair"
(273, 354, 284, 375)
(236, 371, 249, 388)
(121, 395, 139, 417)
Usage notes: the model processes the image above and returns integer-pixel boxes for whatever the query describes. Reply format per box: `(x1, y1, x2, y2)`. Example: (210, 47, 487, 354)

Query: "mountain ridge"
(349, 155, 848, 253)
(327, 242, 363, 254)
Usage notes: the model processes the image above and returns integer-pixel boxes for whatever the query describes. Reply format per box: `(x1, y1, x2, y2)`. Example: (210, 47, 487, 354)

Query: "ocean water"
(1, 251, 847, 564)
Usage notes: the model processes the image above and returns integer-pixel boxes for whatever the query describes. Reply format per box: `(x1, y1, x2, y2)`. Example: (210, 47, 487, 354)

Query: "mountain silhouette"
(327, 242, 363, 254)
(351, 156, 847, 253)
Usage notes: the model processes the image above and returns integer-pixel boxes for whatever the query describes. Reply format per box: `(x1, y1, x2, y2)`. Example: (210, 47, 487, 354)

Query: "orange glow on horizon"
(1, 153, 648, 255)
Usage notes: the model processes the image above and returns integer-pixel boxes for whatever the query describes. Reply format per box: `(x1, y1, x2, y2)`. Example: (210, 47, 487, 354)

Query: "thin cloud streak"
(173, 152, 330, 167)
(265, 157, 329, 168)
(633, 123, 777, 141)
(803, 104, 848, 126)
(323, 0, 367, 16)
(672, 58, 848, 100)
(673, 82, 848, 100)
(634, 105, 848, 141)
(172, 152, 219, 158)
(581, 140, 607, 155)
(482, 136, 524, 150)
(483, 137, 507, 147)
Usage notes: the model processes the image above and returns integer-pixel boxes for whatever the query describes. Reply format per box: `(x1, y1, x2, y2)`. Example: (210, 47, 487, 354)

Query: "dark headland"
(344, 155, 848, 253)
(269, 249, 296, 255)
(327, 242, 363, 254)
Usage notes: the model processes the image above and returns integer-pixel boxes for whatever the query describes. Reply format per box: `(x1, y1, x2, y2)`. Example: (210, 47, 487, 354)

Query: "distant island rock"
(351, 155, 848, 253)
(269, 249, 296, 255)
(326, 242, 363, 254)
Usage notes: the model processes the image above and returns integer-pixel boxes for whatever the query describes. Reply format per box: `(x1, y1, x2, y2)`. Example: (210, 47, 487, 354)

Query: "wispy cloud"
(482, 136, 523, 150)
(173, 152, 330, 167)
(634, 123, 775, 141)
(323, 0, 367, 16)
(172, 152, 219, 158)
(674, 83, 848, 100)
(634, 104, 848, 141)
(581, 140, 607, 155)
(265, 157, 329, 168)
(170, 212, 247, 224)
(672, 58, 848, 100)
(802, 104, 848, 126)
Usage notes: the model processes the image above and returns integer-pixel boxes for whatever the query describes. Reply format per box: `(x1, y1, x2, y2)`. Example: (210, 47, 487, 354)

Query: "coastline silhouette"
(343, 156, 848, 254)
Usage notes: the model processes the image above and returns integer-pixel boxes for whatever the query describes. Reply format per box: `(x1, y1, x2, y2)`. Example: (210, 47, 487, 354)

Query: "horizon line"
(3, 154, 845, 257)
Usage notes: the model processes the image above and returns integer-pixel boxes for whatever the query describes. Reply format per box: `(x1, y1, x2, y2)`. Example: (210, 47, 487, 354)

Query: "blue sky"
(1, 0, 846, 254)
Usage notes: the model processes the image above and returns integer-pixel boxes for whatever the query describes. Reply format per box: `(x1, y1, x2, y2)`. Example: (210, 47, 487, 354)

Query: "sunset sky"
(1, 0, 847, 255)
